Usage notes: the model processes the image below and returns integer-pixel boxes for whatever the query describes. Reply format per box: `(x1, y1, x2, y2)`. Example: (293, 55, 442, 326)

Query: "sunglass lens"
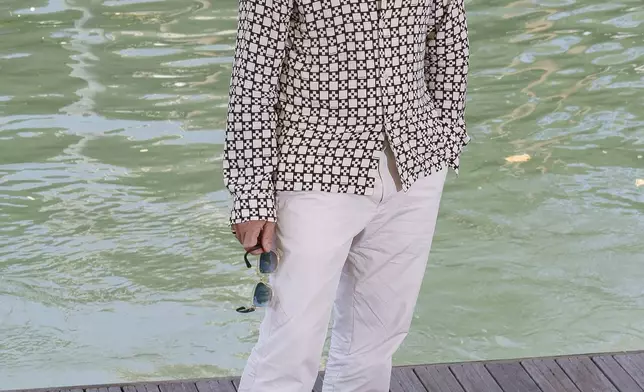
(253, 282, 272, 307)
(259, 251, 278, 274)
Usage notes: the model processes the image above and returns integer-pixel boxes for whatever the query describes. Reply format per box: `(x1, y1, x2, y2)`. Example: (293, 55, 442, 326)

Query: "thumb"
(261, 222, 276, 253)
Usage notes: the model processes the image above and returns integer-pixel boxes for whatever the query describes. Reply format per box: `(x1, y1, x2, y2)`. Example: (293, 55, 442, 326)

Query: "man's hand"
(233, 220, 276, 255)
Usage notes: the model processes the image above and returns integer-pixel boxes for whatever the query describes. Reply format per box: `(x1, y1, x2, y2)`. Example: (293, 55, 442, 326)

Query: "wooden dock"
(5, 350, 644, 392)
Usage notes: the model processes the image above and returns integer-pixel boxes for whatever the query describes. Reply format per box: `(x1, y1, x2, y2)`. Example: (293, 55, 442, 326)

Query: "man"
(224, 0, 469, 390)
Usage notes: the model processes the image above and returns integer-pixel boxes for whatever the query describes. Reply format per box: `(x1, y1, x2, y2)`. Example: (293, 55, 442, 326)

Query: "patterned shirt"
(224, 0, 470, 224)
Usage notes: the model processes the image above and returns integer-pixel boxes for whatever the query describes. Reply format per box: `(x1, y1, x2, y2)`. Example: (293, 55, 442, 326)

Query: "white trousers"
(238, 145, 447, 392)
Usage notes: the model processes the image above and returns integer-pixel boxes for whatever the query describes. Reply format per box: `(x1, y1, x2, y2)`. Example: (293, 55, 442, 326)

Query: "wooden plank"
(593, 355, 643, 392)
(615, 353, 644, 389)
(414, 364, 465, 392)
(228, 372, 322, 391)
(231, 378, 240, 391)
(123, 386, 160, 392)
(312, 372, 324, 392)
(158, 383, 198, 392)
(86, 388, 119, 392)
(195, 380, 236, 392)
(449, 363, 503, 392)
(521, 358, 580, 392)
(390, 367, 428, 392)
(557, 356, 618, 392)
(485, 361, 541, 392)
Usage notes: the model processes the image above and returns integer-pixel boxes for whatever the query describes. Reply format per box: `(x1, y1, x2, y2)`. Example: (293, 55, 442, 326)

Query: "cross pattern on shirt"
(224, 0, 470, 224)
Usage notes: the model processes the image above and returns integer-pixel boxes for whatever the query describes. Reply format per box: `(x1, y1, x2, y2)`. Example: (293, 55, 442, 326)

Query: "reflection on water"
(1, 0, 643, 389)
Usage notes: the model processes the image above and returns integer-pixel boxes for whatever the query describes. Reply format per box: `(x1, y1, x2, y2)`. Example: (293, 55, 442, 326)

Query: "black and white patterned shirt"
(224, 0, 470, 224)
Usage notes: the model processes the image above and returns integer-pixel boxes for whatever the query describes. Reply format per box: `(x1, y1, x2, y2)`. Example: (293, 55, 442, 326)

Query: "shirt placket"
(377, 0, 393, 132)
(376, 0, 386, 123)
(377, 0, 407, 180)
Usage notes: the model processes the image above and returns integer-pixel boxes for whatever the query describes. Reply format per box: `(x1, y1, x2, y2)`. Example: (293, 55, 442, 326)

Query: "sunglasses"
(236, 244, 280, 313)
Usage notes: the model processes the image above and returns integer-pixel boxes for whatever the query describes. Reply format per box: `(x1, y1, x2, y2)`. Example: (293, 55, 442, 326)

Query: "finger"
(260, 222, 275, 253)
(241, 224, 262, 254)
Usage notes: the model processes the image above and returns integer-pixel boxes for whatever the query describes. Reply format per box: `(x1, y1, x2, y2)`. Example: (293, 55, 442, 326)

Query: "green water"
(0, 0, 643, 389)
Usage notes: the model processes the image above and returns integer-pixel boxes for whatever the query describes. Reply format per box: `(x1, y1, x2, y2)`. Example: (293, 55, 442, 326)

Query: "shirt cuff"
(230, 191, 277, 225)
(442, 117, 470, 169)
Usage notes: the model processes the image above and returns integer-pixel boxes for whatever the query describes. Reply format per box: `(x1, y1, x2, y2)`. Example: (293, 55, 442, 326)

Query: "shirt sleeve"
(425, 0, 470, 157)
(223, 0, 294, 225)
